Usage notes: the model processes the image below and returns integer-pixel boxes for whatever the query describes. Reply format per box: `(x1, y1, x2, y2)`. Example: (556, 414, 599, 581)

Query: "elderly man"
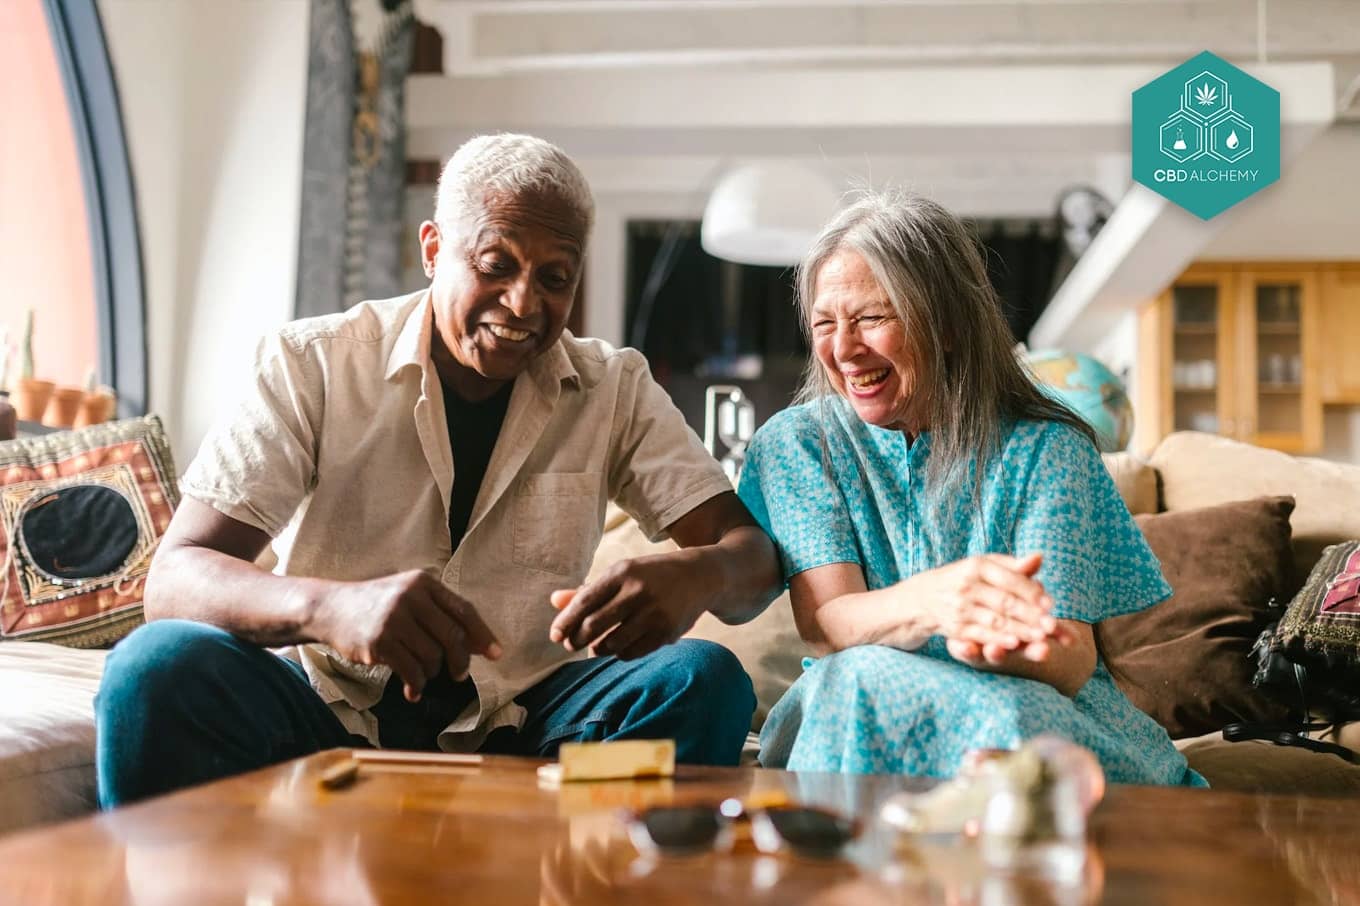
(95, 134, 781, 806)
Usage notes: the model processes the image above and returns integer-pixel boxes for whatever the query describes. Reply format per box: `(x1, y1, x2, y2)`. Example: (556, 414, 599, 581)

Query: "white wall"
(1203, 124, 1360, 260)
(99, 0, 308, 461)
(1321, 410, 1360, 464)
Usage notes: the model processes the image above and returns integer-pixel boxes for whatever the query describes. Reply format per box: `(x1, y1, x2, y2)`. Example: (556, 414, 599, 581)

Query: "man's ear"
(418, 221, 441, 278)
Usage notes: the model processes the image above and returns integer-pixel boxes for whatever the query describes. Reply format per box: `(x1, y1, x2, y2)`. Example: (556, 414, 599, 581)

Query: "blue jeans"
(95, 619, 755, 808)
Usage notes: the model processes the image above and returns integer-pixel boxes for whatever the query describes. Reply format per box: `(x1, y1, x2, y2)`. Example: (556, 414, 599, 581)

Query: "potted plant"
(73, 369, 117, 428)
(12, 310, 54, 423)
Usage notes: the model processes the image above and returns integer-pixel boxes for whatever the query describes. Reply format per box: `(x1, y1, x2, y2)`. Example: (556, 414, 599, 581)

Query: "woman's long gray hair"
(794, 188, 1096, 501)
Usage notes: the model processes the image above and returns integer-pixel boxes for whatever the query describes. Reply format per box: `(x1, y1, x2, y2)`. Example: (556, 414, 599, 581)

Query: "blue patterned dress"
(737, 399, 1205, 786)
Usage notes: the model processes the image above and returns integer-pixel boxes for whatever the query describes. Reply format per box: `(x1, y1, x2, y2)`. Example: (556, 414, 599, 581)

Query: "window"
(0, 0, 145, 418)
(625, 219, 807, 435)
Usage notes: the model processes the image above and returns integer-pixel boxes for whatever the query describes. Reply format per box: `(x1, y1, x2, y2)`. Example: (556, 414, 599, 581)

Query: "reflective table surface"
(0, 751, 1355, 905)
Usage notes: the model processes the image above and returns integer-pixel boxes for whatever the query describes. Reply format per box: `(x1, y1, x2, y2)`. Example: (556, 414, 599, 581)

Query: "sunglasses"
(624, 797, 862, 860)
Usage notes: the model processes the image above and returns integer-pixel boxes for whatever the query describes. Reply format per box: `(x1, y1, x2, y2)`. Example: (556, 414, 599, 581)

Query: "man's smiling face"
(421, 188, 586, 398)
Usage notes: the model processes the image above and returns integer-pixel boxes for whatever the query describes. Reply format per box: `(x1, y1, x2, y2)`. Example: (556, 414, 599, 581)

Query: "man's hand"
(547, 552, 713, 661)
(307, 569, 502, 702)
(146, 499, 504, 701)
(546, 492, 779, 662)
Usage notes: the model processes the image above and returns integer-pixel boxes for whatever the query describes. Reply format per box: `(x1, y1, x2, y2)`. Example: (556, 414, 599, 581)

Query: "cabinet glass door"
(1170, 282, 1229, 435)
(1238, 271, 1321, 452)
(1251, 282, 1304, 435)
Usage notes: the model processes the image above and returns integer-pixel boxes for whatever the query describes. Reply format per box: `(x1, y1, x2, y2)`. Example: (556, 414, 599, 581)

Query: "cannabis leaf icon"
(1196, 83, 1218, 106)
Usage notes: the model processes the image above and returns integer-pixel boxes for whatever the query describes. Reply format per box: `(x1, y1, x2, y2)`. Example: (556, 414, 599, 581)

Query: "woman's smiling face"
(810, 248, 927, 433)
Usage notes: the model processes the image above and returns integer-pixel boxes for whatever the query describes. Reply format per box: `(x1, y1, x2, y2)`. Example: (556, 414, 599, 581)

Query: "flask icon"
(1172, 127, 1187, 151)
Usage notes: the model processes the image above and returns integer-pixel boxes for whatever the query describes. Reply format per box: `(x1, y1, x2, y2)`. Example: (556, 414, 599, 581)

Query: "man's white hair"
(433, 133, 594, 238)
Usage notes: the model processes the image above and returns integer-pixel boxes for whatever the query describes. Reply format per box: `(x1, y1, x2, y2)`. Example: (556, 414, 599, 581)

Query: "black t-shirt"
(441, 380, 513, 551)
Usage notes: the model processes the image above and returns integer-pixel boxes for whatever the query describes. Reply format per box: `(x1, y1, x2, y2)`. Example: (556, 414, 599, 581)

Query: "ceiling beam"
(415, 0, 1360, 81)
(410, 64, 1218, 132)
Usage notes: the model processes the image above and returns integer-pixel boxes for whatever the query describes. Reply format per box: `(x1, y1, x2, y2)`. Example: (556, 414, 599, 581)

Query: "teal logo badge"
(1133, 51, 1280, 219)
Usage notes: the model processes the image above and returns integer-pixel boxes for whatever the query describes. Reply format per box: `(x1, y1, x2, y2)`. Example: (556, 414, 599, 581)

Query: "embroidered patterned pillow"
(1266, 540, 1360, 719)
(0, 415, 178, 648)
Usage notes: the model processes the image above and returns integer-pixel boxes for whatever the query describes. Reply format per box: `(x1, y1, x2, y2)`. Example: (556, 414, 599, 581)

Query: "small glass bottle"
(977, 737, 1102, 882)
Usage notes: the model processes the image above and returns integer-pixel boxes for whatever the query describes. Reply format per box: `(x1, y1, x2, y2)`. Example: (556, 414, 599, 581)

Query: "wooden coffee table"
(0, 751, 1354, 904)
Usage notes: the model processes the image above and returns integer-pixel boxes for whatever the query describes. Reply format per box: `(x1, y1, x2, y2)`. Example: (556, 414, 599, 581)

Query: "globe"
(1026, 350, 1133, 452)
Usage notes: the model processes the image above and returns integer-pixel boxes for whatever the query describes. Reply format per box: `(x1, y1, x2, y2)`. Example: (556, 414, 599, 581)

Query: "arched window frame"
(42, 0, 146, 416)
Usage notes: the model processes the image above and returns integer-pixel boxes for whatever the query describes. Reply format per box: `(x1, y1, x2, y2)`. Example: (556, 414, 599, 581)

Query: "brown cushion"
(0, 416, 178, 648)
(1096, 496, 1297, 738)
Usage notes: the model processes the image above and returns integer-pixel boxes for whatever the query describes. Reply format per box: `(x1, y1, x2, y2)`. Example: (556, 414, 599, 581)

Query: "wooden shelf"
(1256, 322, 1301, 335)
(1173, 386, 1217, 395)
(1174, 324, 1219, 335)
(1258, 384, 1302, 394)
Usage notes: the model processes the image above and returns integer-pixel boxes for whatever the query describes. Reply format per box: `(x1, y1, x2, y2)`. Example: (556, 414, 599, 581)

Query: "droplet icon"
(1226, 130, 1240, 150)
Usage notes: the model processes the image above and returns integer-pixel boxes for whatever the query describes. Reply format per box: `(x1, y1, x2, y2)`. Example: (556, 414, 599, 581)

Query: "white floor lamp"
(700, 162, 841, 268)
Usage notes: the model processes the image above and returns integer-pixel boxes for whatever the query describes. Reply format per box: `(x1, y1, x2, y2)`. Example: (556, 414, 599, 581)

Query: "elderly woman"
(738, 190, 1203, 786)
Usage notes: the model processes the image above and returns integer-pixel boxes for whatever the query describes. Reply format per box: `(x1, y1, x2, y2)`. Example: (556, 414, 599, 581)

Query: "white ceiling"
(415, 0, 1360, 110)
(409, 0, 1360, 215)
(408, 0, 1359, 348)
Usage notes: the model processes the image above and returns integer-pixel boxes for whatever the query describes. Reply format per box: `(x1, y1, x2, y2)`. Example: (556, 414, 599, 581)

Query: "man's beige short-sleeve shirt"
(180, 291, 732, 748)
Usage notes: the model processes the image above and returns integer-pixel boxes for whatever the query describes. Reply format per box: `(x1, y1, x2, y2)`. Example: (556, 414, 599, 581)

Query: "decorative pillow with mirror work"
(1263, 540, 1360, 720)
(0, 415, 178, 648)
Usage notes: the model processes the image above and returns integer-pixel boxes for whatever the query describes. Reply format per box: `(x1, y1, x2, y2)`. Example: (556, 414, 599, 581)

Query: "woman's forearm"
(796, 585, 938, 655)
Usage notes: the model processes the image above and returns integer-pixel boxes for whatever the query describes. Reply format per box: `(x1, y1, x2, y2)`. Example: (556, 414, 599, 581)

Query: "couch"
(610, 430, 1360, 794)
(2, 430, 1358, 836)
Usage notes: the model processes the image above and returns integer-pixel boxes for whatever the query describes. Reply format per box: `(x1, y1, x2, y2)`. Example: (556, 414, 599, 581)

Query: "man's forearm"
(143, 545, 328, 647)
(690, 525, 782, 625)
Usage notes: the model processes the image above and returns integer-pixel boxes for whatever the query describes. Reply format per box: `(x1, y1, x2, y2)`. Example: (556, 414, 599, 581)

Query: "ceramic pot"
(73, 389, 117, 428)
(13, 378, 55, 423)
(43, 386, 86, 428)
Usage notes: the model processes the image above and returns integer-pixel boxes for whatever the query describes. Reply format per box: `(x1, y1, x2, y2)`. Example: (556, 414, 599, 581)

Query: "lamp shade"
(700, 163, 840, 267)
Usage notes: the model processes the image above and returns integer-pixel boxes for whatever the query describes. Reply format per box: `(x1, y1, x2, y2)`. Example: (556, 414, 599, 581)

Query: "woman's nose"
(832, 322, 863, 362)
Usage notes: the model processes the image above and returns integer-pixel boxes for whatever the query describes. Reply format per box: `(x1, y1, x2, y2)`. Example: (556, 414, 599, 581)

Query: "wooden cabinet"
(1136, 263, 1323, 454)
(1319, 264, 1360, 405)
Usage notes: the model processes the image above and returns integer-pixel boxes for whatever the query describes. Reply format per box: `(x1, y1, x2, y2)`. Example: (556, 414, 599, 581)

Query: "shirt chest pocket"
(512, 472, 603, 578)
